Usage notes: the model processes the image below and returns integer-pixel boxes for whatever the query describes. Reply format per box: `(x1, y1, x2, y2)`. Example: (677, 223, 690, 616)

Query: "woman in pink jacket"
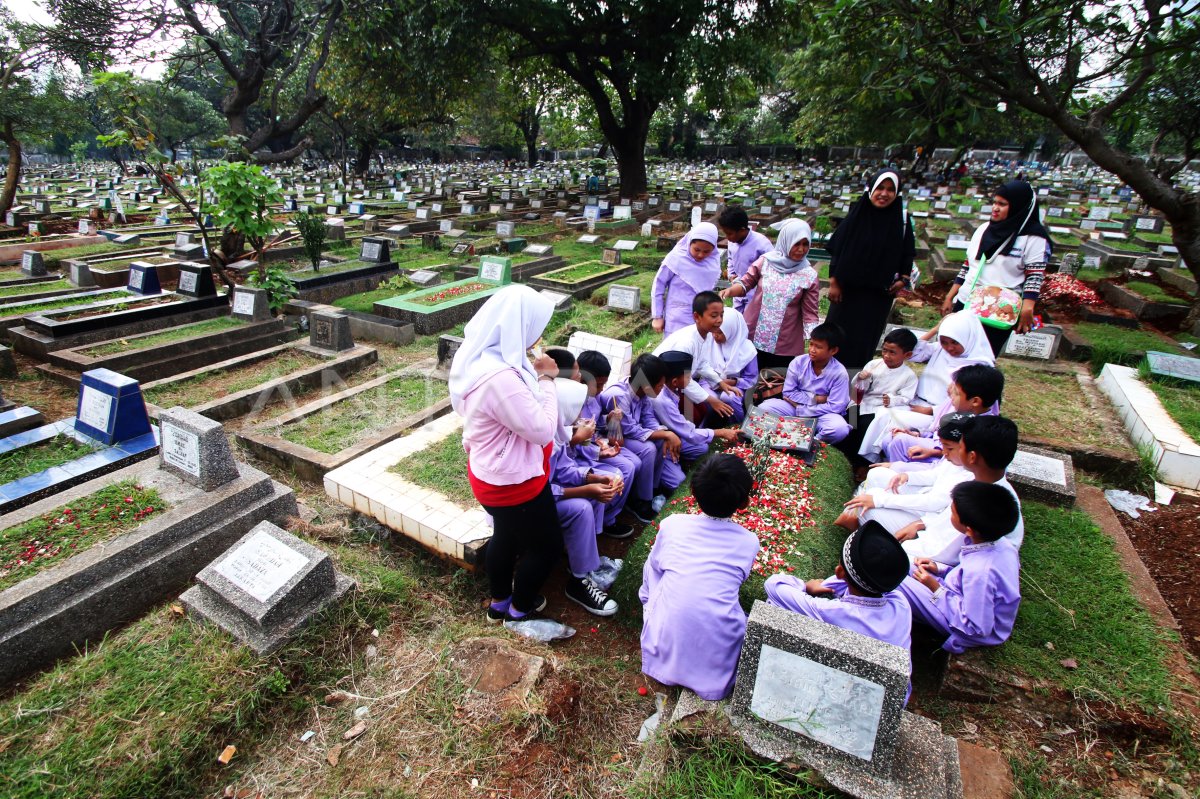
(449, 285, 562, 623)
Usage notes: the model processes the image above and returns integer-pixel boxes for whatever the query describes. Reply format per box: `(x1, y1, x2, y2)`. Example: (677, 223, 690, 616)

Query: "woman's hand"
(940, 289, 957, 316)
(533, 353, 559, 379)
(827, 277, 842, 304)
(652, 317, 664, 334)
(888, 278, 908, 295)
(1016, 299, 1036, 334)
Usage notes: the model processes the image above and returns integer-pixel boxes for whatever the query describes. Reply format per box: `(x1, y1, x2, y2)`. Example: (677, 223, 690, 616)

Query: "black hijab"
(827, 169, 915, 292)
(979, 180, 1052, 260)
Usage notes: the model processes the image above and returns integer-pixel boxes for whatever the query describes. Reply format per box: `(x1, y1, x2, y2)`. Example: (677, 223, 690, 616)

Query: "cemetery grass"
(389, 430, 475, 507)
(998, 362, 1135, 455)
(985, 501, 1173, 710)
(0, 292, 124, 317)
(0, 480, 164, 591)
(0, 537, 412, 799)
(279, 374, 448, 454)
(1073, 322, 1192, 373)
(0, 435, 100, 486)
(144, 349, 326, 408)
(541, 261, 627, 283)
(1123, 280, 1187, 305)
(1145, 378, 1200, 444)
(39, 241, 124, 268)
(55, 295, 177, 322)
(283, 258, 396, 279)
(632, 738, 841, 799)
(0, 277, 70, 298)
(79, 315, 248, 357)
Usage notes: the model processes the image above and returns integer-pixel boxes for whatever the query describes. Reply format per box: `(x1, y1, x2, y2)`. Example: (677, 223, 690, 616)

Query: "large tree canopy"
(483, 0, 794, 196)
(821, 0, 1200, 309)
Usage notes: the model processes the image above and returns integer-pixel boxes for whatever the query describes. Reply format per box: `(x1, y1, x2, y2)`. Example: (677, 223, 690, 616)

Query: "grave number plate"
(162, 423, 201, 477)
(214, 530, 308, 602)
(232, 291, 256, 315)
(78, 386, 113, 432)
(179, 271, 198, 293)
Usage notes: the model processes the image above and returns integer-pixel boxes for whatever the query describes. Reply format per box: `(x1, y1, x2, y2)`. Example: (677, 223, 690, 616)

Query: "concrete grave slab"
(181, 521, 354, 654)
(158, 406, 240, 490)
(1006, 446, 1076, 506)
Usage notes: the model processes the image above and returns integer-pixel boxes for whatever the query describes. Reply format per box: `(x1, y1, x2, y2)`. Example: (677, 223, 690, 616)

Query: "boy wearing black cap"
(652, 350, 740, 491)
(765, 521, 913, 697)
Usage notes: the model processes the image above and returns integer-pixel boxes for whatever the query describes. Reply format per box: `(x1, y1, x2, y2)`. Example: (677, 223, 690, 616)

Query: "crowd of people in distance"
(447, 170, 1051, 709)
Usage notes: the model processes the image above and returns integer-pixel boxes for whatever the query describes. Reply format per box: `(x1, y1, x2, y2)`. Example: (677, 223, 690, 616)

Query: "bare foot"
(834, 510, 860, 531)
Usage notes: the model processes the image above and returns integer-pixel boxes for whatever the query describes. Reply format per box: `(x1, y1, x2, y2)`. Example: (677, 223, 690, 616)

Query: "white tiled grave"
(1097, 364, 1200, 490)
(324, 413, 492, 565)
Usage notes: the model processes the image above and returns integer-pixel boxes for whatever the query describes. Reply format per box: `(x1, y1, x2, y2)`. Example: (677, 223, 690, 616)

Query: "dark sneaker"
(627, 500, 656, 524)
(603, 522, 635, 539)
(488, 594, 546, 623)
(565, 576, 618, 617)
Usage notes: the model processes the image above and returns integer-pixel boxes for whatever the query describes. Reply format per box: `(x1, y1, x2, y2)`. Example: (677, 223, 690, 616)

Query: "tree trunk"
(1173, 207, 1200, 330)
(352, 138, 374, 176)
(0, 124, 21, 218)
(598, 107, 650, 198)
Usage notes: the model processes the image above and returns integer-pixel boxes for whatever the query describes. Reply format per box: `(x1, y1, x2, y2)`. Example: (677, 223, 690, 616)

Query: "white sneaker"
(650, 494, 668, 513)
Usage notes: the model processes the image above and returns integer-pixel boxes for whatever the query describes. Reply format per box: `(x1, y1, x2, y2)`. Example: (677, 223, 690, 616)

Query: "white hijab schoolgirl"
(914, 310, 995, 406)
(448, 284, 554, 414)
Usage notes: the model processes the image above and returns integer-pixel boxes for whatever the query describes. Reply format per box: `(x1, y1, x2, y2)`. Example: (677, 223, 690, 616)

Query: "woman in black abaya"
(825, 170, 915, 369)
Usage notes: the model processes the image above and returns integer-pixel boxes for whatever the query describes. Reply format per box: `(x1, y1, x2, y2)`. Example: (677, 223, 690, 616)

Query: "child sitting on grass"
(836, 412, 974, 533)
(764, 520, 912, 658)
(653, 290, 738, 422)
(755, 322, 851, 444)
(898, 416, 1025, 565)
(639, 454, 758, 700)
(599, 353, 682, 521)
(652, 351, 741, 492)
(841, 327, 919, 475)
(547, 377, 620, 617)
(897, 480, 1022, 654)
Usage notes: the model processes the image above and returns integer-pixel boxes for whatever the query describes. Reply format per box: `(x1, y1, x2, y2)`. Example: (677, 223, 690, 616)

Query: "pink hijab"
(660, 222, 720, 293)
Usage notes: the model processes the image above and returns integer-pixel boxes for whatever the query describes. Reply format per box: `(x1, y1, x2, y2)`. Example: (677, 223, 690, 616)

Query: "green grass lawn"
(144, 350, 322, 408)
(0, 291, 121, 317)
(1100, 238, 1159, 253)
(0, 546, 410, 799)
(1123, 280, 1187, 306)
(632, 739, 839, 799)
(1147, 378, 1200, 443)
(985, 501, 1174, 710)
(999, 362, 1133, 453)
(40, 242, 125, 268)
(0, 435, 100, 486)
(390, 430, 476, 507)
(279, 374, 449, 453)
(540, 261, 628, 283)
(0, 277, 71, 299)
(80, 316, 246, 357)
(1073, 322, 1194, 373)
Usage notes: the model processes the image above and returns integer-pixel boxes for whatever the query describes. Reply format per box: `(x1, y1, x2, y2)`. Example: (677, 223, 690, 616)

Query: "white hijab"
(553, 377, 588, 446)
(761, 219, 812, 275)
(448, 284, 554, 414)
(918, 310, 995, 405)
(712, 308, 757, 377)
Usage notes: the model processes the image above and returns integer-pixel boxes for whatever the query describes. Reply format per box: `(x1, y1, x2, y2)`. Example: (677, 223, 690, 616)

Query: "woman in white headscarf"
(719, 219, 820, 370)
(651, 221, 721, 335)
(449, 284, 564, 625)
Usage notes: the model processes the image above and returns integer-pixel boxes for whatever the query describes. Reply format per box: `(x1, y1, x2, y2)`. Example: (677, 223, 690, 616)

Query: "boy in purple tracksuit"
(897, 480, 1021, 654)
(756, 322, 851, 444)
(575, 350, 638, 538)
(718, 207, 772, 313)
(599, 353, 682, 522)
(652, 351, 740, 491)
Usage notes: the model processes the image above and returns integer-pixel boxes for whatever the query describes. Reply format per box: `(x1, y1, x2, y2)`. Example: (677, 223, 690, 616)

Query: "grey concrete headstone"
(359, 236, 390, 263)
(174, 243, 205, 262)
(606, 284, 641, 313)
(1001, 326, 1062, 361)
(0, 345, 15, 378)
(309, 309, 354, 352)
(437, 334, 463, 369)
(410, 269, 441, 287)
(324, 221, 346, 241)
(113, 234, 141, 245)
(69, 261, 97, 288)
(158, 406, 240, 490)
(20, 251, 46, 276)
(180, 521, 354, 654)
(226, 259, 259, 276)
(728, 601, 959, 799)
(1006, 445, 1076, 506)
(1146, 350, 1200, 384)
(231, 286, 272, 321)
(540, 289, 572, 312)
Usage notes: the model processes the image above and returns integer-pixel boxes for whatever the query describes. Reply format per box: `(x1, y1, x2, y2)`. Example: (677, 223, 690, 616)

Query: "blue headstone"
(127, 262, 162, 295)
(75, 368, 152, 445)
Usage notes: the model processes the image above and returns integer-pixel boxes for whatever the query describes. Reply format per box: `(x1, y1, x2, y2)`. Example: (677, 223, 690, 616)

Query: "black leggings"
(482, 483, 562, 612)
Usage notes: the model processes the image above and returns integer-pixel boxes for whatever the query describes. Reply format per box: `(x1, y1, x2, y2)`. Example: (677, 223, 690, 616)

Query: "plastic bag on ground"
(587, 556, 624, 591)
(503, 617, 575, 642)
(1104, 489, 1154, 519)
(637, 692, 669, 743)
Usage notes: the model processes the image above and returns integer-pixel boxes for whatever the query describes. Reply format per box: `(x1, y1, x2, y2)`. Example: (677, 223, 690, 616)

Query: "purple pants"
(556, 496, 602, 577)
(621, 437, 659, 501)
(884, 433, 940, 464)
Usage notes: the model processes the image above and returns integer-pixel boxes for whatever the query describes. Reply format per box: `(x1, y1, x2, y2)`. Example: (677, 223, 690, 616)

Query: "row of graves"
(0, 156, 1197, 797)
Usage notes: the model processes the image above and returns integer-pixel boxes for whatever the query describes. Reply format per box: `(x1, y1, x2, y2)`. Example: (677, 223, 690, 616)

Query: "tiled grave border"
(325, 413, 492, 567)
(1098, 363, 1200, 490)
